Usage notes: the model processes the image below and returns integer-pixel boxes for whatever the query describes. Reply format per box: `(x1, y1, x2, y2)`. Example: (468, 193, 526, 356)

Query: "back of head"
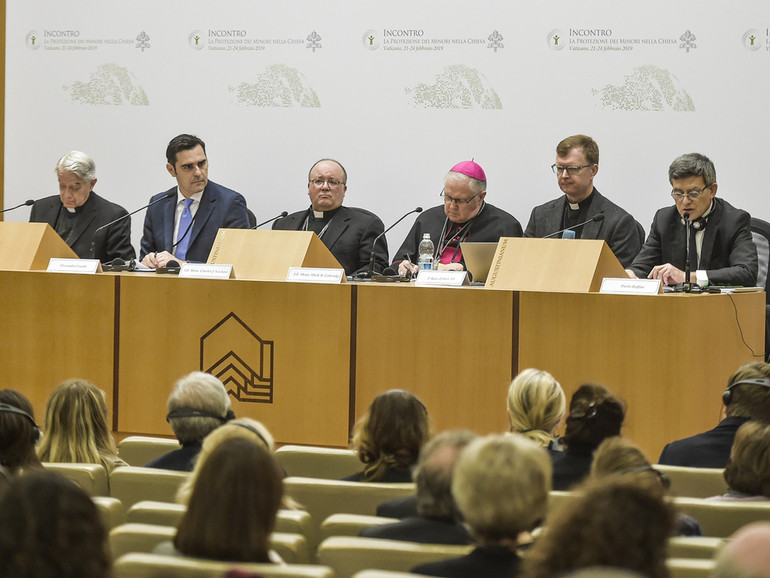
(414, 429, 478, 521)
(0, 469, 110, 578)
(175, 437, 283, 563)
(352, 389, 431, 482)
(37, 379, 119, 470)
(523, 477, 675, 578)
(591, 437, 668, 495)
(563, 383, 625, 453)
(724, 421, 770, 497)
(507, 368, 566, 447)
(451, 434, 551, 543)
(166, 372, 232, 444)
(0, 390, 42, 474)
(723, 362, 770, 422)
(713, 522, 770, 578)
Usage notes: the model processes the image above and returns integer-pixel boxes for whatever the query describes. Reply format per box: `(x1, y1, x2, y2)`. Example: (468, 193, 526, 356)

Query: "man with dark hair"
(627, 152, 757, 287)
(659, 362, 770, 468)
(145, 372, 232, 471)
(525, 135, 642, 268)
(140, 134, 250, 267)
(362, 430, 476, 545)
(273, 158, 388, 276)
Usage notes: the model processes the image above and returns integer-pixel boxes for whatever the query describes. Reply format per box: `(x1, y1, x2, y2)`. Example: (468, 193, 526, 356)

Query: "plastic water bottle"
(417, 233, 434, 272)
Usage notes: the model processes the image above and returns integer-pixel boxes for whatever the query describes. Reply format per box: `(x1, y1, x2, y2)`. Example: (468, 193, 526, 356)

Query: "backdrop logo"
(592, 65, 695, 111)
(306, 30, 322, 52)
(742, 29, 762, 51)
(188, 30, 205, 50)
(406, 64, 502, 109)
(679, 29, 697, 52)
(362, 29, 380, 50)
(136, 31, 151, 52)
(547, 29, 565, 50)
(25, 30, 41, 50)
(200, 313, 275, 404)
(229, 64, 320, 107)
(487, 30, 504, 52)
(64, 63, 149, 105)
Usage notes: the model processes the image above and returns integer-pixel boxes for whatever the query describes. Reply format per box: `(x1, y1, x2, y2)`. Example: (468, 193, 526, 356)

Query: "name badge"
(179, 263, 233, 279)
(415, 270, 470, 287)
(47, 258, 100, 275)
(600, 277, 661, 295)
(286, 267, 345, 284)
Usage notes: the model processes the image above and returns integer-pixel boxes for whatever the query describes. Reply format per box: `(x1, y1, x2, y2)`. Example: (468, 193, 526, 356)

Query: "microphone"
(252, 211, 289, 229)
(0, 199, 35, 214)
(359, 207, 423, 279)
(543, 213, 605, 239)
(683, 212, 692, 292)
(94, 191, 175, 234)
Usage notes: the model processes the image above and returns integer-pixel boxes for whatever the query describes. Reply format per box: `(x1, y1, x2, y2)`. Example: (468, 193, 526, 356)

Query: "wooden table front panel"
(117, 275, 352, 446)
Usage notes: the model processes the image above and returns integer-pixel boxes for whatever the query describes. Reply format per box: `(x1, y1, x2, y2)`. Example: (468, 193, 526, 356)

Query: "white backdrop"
(5, 0, 770, 261)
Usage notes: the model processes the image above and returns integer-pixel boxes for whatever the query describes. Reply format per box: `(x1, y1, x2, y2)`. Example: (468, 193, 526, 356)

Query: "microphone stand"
(356, 207, 423, 279)
(683, 212, 692, 293)
(252, 211, 288, 229)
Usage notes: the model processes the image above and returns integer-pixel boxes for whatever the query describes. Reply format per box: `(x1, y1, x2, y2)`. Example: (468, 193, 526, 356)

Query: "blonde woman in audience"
(36, 378, 126, 472)
(708, 420, 770, 501)
(345, 389, 432, 482)
(176, 416, 274, 505)
(507, 368, 566, 448)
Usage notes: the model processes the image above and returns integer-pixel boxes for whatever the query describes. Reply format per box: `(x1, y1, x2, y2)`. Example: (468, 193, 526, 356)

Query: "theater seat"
(43, 462, 109, 496)
(666, 557, 716, 578)
(275, 445, 362, 479)
(92, 496, 126, 529)
(672, 498, 770, 538)
(109, 466, 189, 509)
(320, 513, 399, 541)
(655, 465, 727, 499)
(117, 435, 181, 467)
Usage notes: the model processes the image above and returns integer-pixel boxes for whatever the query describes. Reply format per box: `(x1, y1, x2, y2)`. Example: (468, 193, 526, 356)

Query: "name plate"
(179, 263, 233, 279)
(600, 277, 661, 295)
(286, 267, 345, 284)
(415, 270, 470, 287)
(47, 258, 100, 275)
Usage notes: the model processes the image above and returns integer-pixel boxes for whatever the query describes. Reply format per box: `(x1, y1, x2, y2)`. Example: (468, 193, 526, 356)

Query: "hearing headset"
(0, 402, 41, 444)
(229, 420, 270, 448)
(680, 215, 708, 230)
(165, 407, 235, 423)
(722, 378, 770, 406)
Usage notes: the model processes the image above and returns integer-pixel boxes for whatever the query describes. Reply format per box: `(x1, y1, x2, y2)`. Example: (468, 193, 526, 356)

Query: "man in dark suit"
(659, 361, 770, 468)
(524, 134, 642, 268)
(272, 158, 388, 276)
(627, 152, 757, 287)
(140, 134, 249, 267)
(30, 151, 135, 263)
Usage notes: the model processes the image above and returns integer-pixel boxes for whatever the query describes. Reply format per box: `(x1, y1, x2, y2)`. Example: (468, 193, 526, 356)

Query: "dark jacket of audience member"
(0, 390, 42, 475)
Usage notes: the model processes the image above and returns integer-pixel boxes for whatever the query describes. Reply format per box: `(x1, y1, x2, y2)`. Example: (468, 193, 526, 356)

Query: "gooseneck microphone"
(0, 199, 35, 214)
(252, 211, 289, 229)
(360, 207, 423, 279)
(543, 213, 605, 239)
(683, 212, 692, 293)
(94, 190, 175, 234)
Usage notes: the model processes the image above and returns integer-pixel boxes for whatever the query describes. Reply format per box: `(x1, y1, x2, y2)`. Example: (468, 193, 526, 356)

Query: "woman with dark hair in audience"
(344, 389, 432, 482)
(550, 383, 626, 490)
(522, 477, 675, 578)
(166, 436, 284, 563)
(507, 368, 566, 448)
(36, 378, 126, 473)
(0, 469, 111, 577)
(707, 421, 770, 501)
(0, 390, 42, 475)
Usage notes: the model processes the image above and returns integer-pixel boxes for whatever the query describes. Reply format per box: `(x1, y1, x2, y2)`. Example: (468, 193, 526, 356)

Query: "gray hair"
(167, 372, 231, 444)
(444, 171, 486, 196)
(55, 151, 96, 182)
(668, 153, 716, 186)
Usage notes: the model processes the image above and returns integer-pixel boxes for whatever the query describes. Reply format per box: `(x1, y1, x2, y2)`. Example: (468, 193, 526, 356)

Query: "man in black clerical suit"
(627, 153, 757, 287)
(393, 160, 522, 276)
(273, 158, 388, 276)
(659, 361, 770, 468)
(30, 151, 135, 263)
(524, 134, 642, 268)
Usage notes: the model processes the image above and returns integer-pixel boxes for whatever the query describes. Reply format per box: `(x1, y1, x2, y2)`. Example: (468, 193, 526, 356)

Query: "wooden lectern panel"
(486, 237, 627, 292)
(207, 229, 344, 281)
(0, 222, 77, 270)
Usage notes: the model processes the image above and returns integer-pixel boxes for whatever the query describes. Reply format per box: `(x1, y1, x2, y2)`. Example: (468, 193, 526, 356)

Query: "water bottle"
(417, 233, 434, 272)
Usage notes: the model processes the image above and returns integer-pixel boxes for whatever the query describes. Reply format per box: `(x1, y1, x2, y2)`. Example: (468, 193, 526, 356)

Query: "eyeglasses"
(551, 164, 593, 176)
(671, 186, 711, 201)
(440, 189, 483, 205)
(309, 178, 345, 188)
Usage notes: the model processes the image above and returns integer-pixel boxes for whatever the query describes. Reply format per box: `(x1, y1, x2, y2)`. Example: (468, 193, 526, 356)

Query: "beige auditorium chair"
(118, 435, 181, 467)
(43, 462, 109, 496)
(109, 466, 189, 509)
(352, 572, 420, 578)
(547, 490, 577, 518)
(655, 465, 728, 498)
(672, 498, 770, 538)
(317, 536, 471, 578)
(666, 557, 716, 578)
(113, 552, 334, 578)
(275, 444, 362, 479)
(92, 496, 126, 530)
(320, 513, 399, 541)
(667, 536, 723, 559)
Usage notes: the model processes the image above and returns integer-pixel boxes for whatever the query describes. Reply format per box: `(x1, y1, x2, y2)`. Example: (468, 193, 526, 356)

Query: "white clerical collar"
(313, 210, 325, 218)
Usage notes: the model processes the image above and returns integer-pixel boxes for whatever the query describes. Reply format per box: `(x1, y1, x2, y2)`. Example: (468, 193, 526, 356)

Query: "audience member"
(659, 361, 770, 467)
(713, 521, 770, 578)
(361, 430, 476, 544)
(36, 378, 126, 472)
(0, 390, 42, 475)
(344, 389, 432, 483)
(522, 477, 675, 578)
(0, 470, 110, 578)
(145, 371, 233, 471)
(707, 421, 770, 501)
(507, 368, 566, 448)
(550, 383, 625, 490)
(413, 434, 551, 578)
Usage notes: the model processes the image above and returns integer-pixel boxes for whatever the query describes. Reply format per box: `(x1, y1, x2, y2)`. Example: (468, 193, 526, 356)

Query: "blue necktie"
(175, 198, 194, 260)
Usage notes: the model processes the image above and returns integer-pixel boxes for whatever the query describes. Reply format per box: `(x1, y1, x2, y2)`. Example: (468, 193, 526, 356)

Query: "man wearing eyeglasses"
(626, 153, 757, 287)
(272, 158, 388, 276)
(524, 134, 642, 268)
(393, 160, 522, 276)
